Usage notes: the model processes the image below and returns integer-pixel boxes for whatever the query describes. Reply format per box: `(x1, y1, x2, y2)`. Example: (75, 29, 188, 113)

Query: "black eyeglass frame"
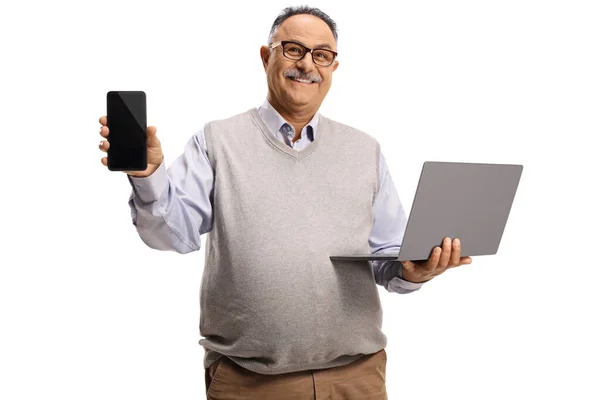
(269, 40, 338, 67)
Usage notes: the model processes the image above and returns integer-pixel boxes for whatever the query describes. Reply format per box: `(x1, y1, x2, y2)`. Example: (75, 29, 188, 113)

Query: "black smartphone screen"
(106, 91, 147, 171)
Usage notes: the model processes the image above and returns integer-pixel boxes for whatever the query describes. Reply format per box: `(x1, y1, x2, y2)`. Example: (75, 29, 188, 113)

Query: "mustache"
(284, 68, 323, 83)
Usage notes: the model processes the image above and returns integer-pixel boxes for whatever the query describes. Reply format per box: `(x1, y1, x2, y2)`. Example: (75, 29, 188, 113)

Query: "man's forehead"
(274, 14, 336, 48)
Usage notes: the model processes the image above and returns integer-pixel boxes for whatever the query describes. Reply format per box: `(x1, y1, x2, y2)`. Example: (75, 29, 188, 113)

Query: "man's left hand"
(401, 237, 472, 283)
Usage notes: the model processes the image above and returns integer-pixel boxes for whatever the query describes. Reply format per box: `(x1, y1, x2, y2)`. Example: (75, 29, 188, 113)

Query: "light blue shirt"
(128, 100, 425, 294)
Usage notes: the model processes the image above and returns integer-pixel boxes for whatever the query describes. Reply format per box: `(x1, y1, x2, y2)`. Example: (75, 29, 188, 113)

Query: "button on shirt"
(128, 100, 425, 294)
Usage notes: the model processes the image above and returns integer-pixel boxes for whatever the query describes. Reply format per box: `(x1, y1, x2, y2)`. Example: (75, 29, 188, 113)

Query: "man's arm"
(370, 149, 426, 294)
(127, 129, 214, 253)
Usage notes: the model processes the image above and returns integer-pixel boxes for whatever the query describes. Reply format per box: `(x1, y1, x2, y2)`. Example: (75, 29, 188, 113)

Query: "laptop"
(329, 161, 523, 262)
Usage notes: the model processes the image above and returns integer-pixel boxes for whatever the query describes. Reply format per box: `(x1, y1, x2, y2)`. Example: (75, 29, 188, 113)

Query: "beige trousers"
(205, 349, 387, 399)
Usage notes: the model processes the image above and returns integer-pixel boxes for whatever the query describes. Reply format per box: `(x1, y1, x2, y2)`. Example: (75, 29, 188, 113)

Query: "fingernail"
(454, 238, 460, 245)
(435, 247, 441, 255)
(99, 140, 104, 146)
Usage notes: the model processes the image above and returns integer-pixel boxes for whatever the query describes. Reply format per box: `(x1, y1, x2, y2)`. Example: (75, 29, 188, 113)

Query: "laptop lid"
(330, 161, 523, 262)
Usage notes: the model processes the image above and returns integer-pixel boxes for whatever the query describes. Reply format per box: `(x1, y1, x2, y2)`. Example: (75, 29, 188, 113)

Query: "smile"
(288, 76, 315, 84)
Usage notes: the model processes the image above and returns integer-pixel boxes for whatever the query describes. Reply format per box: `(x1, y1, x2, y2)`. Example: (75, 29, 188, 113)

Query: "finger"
(437, 237, 452, 268)
(447, 256, 473, 269)
(99, 140, 110, 152)
(101, 157, 107, 166)
(424, 247, 441, 272)
(99, 116, 107, 125)
(461, 256, 472, 264)
(449, 238, 461, 266)
(99, 125, 109, 138)
(432, 266, 449, 277)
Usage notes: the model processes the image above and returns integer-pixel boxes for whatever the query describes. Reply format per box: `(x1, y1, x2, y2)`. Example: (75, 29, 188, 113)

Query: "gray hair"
(267, 5, 338, 44)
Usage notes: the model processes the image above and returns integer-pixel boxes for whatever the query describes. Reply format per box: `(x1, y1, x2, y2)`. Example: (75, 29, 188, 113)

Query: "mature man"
(98, 6, 471, 399)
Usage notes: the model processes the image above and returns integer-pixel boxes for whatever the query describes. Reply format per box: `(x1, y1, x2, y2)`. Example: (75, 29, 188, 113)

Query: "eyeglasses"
(269, 40, 338, 67)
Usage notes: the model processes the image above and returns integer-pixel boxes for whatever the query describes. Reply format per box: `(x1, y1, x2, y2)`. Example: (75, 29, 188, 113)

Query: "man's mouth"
(288, 76, 315, 84)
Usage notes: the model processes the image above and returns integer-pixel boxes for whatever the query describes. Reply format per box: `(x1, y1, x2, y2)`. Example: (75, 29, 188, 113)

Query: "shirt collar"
(257, 99, 319, 141)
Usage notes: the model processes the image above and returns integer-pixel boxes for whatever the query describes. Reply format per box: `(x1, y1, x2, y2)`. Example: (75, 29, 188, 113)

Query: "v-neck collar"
(248, 108, 324, 161)
(257, 99, 319, 143)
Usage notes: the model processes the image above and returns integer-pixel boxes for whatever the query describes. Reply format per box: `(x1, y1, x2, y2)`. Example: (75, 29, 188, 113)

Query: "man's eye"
(314, 51, 331, 60)
(287, 46, 302, 54)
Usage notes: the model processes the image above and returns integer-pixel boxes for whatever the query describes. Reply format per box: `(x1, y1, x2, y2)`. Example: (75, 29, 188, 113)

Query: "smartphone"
(106, 91, 147, 171)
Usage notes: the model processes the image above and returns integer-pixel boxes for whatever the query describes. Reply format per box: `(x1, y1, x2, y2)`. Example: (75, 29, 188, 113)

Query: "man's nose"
(295, 51, 315, 72)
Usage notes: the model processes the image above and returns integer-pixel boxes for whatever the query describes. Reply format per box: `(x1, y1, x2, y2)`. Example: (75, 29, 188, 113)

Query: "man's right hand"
(98, 115, 164, 177)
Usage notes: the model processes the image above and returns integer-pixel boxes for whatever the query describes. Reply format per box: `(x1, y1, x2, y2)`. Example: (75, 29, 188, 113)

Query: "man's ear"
(332, 59, 339, 72)
(260, 46, 270, 71)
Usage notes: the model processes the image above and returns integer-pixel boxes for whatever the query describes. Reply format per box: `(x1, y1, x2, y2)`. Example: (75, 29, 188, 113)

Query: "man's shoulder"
(200, 109, 258, 142)
(206, 108, 256, 126)
(320, 114, 379, 146)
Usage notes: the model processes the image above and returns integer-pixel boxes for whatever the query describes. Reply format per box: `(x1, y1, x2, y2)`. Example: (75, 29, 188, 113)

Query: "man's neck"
(267, 96, 318, 135)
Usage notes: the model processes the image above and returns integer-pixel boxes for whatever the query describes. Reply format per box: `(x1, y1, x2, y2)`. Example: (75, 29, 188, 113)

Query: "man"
(98, 6, 471, 399)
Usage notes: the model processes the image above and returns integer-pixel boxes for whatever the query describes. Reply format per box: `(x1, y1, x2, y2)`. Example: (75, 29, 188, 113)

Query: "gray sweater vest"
(199, 108, 386, 374)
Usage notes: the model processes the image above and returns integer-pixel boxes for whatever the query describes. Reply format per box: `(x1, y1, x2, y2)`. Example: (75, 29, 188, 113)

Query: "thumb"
(146, 126, 157, 138)
(401, 260, 414, 273)
(146, 126, 160, 146)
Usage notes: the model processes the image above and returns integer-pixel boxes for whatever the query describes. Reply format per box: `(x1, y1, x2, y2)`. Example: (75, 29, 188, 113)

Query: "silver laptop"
(330, 161, 523, 262)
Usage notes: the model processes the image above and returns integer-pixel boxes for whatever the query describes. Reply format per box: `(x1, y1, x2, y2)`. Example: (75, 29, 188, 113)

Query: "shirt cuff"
(388, 277, 426, 292)
(128, 161, 168, 203)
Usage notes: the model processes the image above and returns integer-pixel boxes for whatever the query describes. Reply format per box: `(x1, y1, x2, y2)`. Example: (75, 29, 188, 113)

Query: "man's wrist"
(128, 161, 168, 203)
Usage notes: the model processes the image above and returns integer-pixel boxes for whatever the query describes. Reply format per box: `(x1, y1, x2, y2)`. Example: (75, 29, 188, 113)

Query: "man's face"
(261, 14, 339, 111)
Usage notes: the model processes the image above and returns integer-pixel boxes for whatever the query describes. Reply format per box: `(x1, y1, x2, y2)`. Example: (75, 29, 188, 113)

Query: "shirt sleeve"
(127, 128, 214, 253)
(370, 149, 426, 294)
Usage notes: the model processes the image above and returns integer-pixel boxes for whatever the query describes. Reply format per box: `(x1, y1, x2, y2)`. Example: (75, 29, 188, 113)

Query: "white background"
(1, 0, 598, 399)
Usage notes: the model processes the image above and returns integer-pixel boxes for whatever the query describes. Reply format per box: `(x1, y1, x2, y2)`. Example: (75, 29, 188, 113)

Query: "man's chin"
(284, 87, 319, 102)
(284, 93, 316, 107)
